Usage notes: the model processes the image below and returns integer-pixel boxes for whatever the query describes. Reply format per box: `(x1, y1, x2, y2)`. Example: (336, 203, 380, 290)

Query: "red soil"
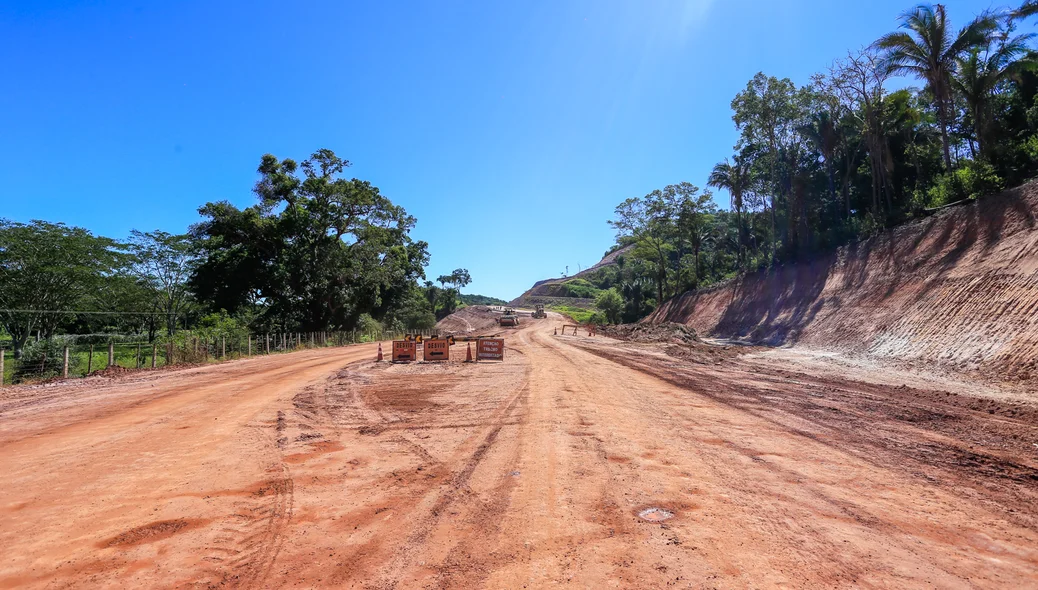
(650, 180, 1038, 383)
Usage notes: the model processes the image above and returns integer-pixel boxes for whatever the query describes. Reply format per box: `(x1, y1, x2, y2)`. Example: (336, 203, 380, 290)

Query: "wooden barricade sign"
(392, 340, 416, 362)
(476, 338, 505, 361)
(423, 339, 450, 361)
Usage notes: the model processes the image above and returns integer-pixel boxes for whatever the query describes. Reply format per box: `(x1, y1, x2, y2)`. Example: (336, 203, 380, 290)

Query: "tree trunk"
(938, 99, 953, 171)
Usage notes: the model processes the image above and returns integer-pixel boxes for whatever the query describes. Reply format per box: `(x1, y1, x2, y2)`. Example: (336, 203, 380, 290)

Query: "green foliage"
(457, 294, 508, 306)
(0, 220, 126, 358)
(548, 305, 598, 324)
(190, 149, 429, 332)
(355, 313, 382, 337)
(926, 161, 1006, 206)
(594, 288, 624, 324)
(15, 337, 81, 381)
(550, 279, 601, 299)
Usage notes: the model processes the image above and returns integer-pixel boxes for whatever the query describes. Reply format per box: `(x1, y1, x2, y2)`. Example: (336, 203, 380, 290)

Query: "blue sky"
(0, 0, 1001, 300)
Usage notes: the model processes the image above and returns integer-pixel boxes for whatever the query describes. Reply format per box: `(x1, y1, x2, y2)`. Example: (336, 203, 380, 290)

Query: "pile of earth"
(598, 322, 701, 345)
(89, 365, 133, 378)
(436, 306, 502, 335)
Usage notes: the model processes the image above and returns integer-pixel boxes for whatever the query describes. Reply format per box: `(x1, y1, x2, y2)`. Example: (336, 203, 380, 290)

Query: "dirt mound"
(90, 365, 134, 378)
(599, 322, 701, 345)
(649, 180, 1038, 382)
(435, 306, 501, 335)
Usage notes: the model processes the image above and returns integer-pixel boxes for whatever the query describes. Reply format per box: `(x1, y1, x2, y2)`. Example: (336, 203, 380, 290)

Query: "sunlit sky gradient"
(0, 0, 1003, 300)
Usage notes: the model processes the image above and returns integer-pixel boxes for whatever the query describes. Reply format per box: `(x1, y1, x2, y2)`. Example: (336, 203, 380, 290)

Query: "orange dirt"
(1, 315, 1036, 588)
(651, 180, 1038, 383)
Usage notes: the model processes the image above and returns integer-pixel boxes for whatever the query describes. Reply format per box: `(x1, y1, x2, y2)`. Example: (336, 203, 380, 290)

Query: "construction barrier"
(476, 338, 505, 361)
(423, 339, 450, 361)
(392, 340, 416, 362)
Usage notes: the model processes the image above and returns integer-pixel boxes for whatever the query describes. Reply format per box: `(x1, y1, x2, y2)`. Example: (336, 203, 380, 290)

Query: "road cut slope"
(650, 181, 1038, 382)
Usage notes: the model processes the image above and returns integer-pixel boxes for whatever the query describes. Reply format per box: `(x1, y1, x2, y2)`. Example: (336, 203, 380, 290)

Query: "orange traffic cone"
(466, 342, 473, 362)
(377, 342, 383, 361)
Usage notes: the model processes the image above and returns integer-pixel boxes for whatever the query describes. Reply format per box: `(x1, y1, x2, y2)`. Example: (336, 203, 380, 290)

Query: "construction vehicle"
(532, 304, 547, 319)
(499, 308, 520, 327)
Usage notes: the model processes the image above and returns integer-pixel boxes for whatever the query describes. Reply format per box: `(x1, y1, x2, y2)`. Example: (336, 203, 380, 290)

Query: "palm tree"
(874, 4, 997, 171)
(798, 112, 840, 210)
(952, 25, 1037, 159)
(707, 158, 752, 265)
(1018, 1, 1037, 19)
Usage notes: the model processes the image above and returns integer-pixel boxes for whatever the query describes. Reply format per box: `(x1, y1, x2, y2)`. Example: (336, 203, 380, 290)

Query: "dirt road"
(1, 319, 1036, 588)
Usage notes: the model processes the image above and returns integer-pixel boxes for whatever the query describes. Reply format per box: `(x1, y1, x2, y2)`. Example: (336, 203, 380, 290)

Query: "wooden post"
(221, 336, 226, 359)
(63, 346, 69, 378)
(108, 342, 115, 368)
(248, 335, 252, 356)
(1, 348, 5, 387)
(265, 333, 270, 354)
(136, 343, 142, 368)
(87, 345, 93, 374)
(152, 344, 157, 368)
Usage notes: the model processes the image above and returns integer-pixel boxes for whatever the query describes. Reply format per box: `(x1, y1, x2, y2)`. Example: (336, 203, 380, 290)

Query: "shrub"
(926, 161, 1004, 207)
(594, 288, 623, 324)
(14, 337, 80, 382)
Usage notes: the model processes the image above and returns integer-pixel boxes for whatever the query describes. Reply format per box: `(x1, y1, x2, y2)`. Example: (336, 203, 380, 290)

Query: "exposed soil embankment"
(436, 305, 502, 334)
(650, 181, 1038, 382)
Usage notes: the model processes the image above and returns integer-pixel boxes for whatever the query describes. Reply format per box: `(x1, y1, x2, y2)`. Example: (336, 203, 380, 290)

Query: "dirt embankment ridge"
(509, 245, 632, 308)
(650, 181, 1038, 382)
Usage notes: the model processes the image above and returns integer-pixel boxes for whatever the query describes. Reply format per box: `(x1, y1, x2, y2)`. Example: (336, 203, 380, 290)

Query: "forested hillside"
(579, 2, 1038, 324)
(651, 180, 1038, 380)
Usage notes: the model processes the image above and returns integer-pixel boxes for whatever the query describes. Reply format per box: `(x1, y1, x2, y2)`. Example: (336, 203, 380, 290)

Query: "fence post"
(87, 345, 93, 375)
(108, 341, 115, 368)
(63, 346, 69, 378)
(221, 336, 226, 359)
(248, 335, 252, 356)
(136, 343, 142, 368)
(1, 348, 5, 387)
(265, 333, 270, 354)
(152, 344, 157, 368)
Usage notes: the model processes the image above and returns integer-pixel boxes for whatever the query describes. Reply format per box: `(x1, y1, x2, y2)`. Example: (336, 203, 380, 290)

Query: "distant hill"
(509, 244, 633, 308)
(458, 293, 508, 306)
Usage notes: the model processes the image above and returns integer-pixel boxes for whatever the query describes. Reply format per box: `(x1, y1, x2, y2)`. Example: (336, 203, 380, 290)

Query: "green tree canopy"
(190, 149, 429, 331)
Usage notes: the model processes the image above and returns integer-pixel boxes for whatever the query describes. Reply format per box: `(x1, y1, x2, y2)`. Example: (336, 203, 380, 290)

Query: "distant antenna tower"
(565, 265, 569, 277)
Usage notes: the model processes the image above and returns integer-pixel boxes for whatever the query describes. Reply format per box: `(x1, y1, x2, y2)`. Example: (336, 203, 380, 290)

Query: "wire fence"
(0, 328, 435, 387)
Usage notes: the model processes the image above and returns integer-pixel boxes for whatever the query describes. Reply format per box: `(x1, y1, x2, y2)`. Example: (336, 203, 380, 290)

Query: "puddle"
(638, 507, 674, 522)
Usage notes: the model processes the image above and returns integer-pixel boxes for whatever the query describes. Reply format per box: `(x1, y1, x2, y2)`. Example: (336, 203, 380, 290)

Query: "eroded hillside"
(650, 181, 1038, 382)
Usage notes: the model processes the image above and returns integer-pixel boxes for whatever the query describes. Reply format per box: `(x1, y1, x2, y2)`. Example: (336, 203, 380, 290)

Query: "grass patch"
(547, 305, 597, 324)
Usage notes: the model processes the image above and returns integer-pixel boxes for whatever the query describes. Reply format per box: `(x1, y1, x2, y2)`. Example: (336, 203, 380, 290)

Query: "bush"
(926, 161, 1004, 207)
(355, 313, 383, 341)
(15, 337, 80, 382)
(594, 288, 623, 324)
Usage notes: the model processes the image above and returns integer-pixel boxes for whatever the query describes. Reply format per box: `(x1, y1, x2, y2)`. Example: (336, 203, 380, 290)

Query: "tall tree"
(126, 230, 196, 338)
(676, 186, 717, 288)
(609, 187, 682, 305)
(952, 19, 1037, 159)
(874, 3, 997, 170)
(191, 150, 428, 331)
(707, 157, 753, 264)
(0, 220, 123, 357)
